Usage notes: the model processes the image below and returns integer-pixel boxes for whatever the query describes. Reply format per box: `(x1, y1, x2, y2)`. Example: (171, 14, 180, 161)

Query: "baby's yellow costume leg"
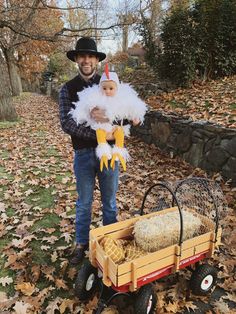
(110, 127, 129, 171)
(96, 129, 112, 172)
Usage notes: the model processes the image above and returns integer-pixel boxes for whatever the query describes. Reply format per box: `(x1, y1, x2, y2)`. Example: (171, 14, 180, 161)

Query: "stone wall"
(48, 83, 236, 183)
(132, 111, 236, 184)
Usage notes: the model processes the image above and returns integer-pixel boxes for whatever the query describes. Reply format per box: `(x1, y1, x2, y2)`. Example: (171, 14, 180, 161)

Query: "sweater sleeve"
(59, 84, 96, 140)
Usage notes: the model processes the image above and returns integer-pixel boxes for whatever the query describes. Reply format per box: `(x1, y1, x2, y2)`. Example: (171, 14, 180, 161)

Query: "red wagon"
(75, 177, 225, 314)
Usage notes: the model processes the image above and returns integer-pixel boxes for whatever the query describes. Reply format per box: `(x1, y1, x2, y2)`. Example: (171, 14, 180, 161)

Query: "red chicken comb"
(104, 63, 110, 80)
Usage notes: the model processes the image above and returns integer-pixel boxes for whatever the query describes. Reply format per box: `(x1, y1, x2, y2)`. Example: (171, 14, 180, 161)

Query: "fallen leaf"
(45, 298, 60, 314)
(0, 276, 13, 287)
(31, 265, 41, 282)
(51, 251, 58, 263)
(184, 301, 198, 312)
(59, 298, 76, 313)
(67, 267, 77, 280)
(55, 278, 68, 290)
(15, 282, 35, 296)
(0, 291, 8, 302)
(13, 301, 32, 314)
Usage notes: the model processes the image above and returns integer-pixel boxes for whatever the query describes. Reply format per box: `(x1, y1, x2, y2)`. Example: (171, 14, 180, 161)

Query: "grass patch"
(0, 237, 15, 296)
(28, 239, 52, 265)
(34, 130, 47, 139)
(66, 207, 76, 216)
(30, 213, 60, 232)
(13, 92, 31, 102)
(6, 207, 15, 218)
(45, 147, 61, 157)
(0, 236, 12, 252)
(0, 120, 19, 129)
(36, 280, 52, 292)
(229, 102, 236, 110)
(51, 286, 72, 299)
(204, 100, 213, 109)
(0, 166, 14, 180)
(55, 172, 73, 184)
(25, 187, 56, 208)
(0, 150, 10, 159)
(168, 99, 189, 109)
(0, 187, 6, 199)
(0, 269, 15, 296)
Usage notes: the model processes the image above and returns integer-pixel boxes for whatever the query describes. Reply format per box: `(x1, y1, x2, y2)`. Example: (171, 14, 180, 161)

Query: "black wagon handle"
(140, 182, 184, 247)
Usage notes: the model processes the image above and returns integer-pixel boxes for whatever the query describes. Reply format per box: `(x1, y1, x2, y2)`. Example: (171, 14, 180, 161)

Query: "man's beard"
(78, 65, 96, 78)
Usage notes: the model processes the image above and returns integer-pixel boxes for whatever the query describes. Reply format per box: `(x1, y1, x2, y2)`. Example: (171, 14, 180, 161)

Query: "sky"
(58, 0, 140, 54)
(98, 0, 141, 54)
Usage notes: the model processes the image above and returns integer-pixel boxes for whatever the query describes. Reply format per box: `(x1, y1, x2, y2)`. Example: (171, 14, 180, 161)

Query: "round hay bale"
(133, 210, 202, 252)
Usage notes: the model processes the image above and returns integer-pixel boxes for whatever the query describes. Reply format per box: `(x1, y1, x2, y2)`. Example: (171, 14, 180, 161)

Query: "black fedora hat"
(66, 37, 106, 62)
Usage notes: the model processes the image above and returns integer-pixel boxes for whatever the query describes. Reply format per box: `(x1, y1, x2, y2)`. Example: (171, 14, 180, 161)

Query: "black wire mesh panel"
(140, 177, 227, 226)
(172, 177, 227, 228)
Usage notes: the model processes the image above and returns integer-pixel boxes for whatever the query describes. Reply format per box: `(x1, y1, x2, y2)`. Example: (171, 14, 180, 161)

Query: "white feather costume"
(70, 77, 147, 171)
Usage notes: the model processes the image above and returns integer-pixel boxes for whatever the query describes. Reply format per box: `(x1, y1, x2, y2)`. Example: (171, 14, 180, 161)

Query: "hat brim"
(66, 50, 106, 62)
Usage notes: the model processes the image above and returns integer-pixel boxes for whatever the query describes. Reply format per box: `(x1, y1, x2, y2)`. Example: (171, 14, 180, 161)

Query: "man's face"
(75, 54, 99, 77)
(100, 81, 117, 97)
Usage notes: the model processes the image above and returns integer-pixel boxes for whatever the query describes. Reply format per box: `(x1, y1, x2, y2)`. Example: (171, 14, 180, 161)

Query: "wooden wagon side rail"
(90, 207, 178, 238)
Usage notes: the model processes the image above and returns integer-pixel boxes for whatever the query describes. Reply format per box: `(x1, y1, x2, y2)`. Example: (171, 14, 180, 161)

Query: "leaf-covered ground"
(146, 75, 236, 129)
(0, 93, 235, 314)
(123, 68, 236, 129)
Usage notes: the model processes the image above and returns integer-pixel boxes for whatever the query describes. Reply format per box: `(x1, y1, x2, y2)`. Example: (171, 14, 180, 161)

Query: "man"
(59, 37, 119, 264)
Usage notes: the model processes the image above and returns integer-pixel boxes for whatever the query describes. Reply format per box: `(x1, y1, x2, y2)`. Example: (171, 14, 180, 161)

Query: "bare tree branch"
(0, 1, 92, 13)
(40, 0, 92, 11)
(55, 21, 137, 35)
(0, 19, 137, 42)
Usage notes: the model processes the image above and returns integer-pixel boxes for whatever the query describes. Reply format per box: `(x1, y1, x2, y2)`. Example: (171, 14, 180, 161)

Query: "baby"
(70, 65, 147, 171)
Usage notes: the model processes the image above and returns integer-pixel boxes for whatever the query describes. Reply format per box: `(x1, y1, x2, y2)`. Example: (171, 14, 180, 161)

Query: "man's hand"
(90, 107, 109, 123)
(132, 118, 140, 126)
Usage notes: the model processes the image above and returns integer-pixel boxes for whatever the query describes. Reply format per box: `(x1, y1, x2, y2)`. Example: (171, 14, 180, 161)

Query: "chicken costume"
(70, 66, 147, 171)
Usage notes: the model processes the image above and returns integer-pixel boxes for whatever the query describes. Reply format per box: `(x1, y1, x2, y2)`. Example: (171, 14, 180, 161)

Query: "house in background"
(127, 43, 146, 66)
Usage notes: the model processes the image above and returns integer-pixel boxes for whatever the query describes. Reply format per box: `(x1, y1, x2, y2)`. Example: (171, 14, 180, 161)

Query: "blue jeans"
(74, 148, 119, 245)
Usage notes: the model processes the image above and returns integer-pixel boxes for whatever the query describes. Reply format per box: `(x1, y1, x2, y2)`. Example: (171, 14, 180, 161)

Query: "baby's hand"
(132, 119, 140, 126)
(106, 131, 115, 141)
(112, 125, 119, 132)
(90, 107, 109, 123)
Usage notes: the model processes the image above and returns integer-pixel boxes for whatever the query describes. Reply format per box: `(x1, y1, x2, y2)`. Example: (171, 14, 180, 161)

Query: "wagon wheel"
(134, 284, 157, 314)
(74, 259, 98, 300)
(190, 264, 217, 296)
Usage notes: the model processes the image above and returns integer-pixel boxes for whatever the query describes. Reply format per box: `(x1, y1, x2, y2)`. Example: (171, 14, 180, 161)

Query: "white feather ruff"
(70, 84, 146, 165)
(96, 143, 112, 160)
(70, 83, 147, 129)
(112, 146, 131, 161)
(91, 123, 113, 132)
(122, 124, 131, 137)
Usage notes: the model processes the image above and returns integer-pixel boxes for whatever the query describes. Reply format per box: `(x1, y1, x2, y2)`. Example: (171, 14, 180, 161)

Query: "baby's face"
(101, 81, 117, 97)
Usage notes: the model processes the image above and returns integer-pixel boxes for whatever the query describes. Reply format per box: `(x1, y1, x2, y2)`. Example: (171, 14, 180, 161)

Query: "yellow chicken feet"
(100, 155, 109, 172)
(96, 129, 112, 171)
(111, 126, 130, 171)
(111, 153, 126, 171)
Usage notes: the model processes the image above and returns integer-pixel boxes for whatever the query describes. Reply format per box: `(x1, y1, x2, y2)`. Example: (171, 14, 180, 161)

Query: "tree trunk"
(4, 48, 22, 96)
(150, 0, 162, 40)
(122, 22, 129, 52)
(0, 52, 17, 121)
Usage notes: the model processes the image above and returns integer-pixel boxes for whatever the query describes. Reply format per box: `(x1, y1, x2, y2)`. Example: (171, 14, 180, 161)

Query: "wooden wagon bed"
(89, 207, 222, 292)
